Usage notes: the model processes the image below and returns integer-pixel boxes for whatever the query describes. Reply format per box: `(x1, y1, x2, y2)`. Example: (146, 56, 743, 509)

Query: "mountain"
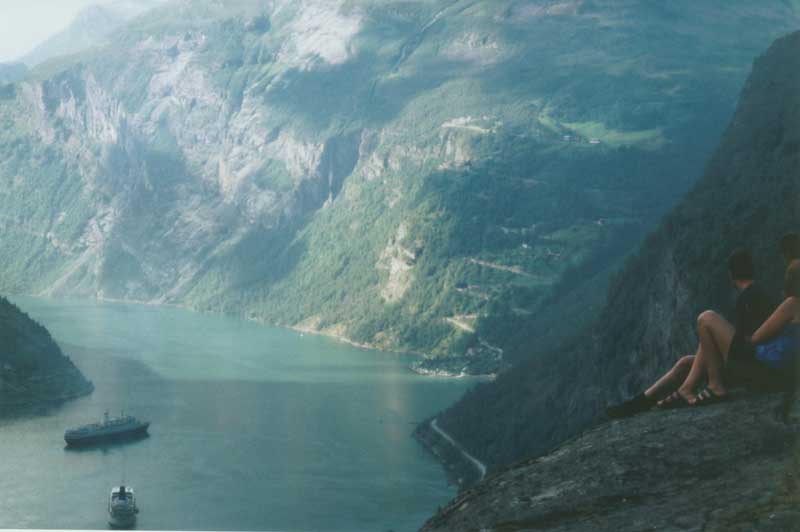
(0, 63, 27, 84)
(0, 1, 797, 375)
(0, 296, 93, 411)
(21, 0, 168, 67)
(424, 29, 800, 479)
(421, 394, 798, 531)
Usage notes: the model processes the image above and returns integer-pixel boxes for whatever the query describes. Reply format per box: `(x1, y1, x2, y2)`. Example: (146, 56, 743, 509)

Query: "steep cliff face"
(0, 296, 93, 412)
(0, 1, 797, 372)
(430, 30, 800, 474)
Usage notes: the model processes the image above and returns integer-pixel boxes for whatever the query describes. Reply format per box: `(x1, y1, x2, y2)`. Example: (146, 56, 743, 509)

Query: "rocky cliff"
(0, 296, 93, 414)
(425, 29, 800, 479)
(421, 393, 800, 531)
(0, 1, 797, 373)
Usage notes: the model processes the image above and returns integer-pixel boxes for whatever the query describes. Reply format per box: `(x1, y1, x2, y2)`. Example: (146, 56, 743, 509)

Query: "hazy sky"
(0, 0, 117, 63)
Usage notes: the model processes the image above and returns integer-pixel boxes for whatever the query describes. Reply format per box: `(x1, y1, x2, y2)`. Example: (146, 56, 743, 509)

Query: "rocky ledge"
(421, 393, 800, 531)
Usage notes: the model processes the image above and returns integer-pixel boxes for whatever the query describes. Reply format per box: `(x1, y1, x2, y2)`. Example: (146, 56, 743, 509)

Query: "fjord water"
(0, 297, 478, 531)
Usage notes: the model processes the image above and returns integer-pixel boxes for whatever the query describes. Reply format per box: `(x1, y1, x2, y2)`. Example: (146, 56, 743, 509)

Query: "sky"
(0, 0, 117, 63)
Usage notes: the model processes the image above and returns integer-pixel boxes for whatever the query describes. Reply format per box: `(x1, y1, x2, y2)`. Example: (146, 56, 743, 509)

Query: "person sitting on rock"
(771, 236, 800, 418)
(607, 248, 775, 417)
(736, 261, 800, 392)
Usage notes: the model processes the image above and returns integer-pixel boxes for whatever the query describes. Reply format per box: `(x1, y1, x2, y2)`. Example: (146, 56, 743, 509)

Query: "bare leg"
(646, 355, 694, 399)
(607, 355, 695, 417)
(679, 311, 734, 402)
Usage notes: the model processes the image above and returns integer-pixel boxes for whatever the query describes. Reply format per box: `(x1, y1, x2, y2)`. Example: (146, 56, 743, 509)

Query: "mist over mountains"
(20, 1, 168, 68)
(0, 0, 797, 376)
(0, 62, 26, 84)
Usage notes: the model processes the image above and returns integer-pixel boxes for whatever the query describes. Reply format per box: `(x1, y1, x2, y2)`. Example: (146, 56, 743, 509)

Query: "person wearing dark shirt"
(608, 248, 774, 418)
(724, 282, 776, 365)
(726, 237, 800, 395)
(740, 265, 800, 397)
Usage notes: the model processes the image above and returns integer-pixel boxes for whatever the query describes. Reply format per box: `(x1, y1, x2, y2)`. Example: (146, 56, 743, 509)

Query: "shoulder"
(783, 295, 800, 308)
(775, 296, 800, 318)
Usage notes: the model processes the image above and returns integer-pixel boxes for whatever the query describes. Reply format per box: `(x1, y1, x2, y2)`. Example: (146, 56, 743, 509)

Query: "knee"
(672, 355, 693, 373)
(672, 355, 694, 375)
(697, 310, 719, 329)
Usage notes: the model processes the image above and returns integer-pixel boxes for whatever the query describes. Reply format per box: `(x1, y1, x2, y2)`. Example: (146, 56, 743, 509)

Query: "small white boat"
(108, 485, 138, 528)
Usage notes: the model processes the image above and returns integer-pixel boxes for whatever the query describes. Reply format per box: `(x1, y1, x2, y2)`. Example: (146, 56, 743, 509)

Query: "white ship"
(108, 485, 139, 528)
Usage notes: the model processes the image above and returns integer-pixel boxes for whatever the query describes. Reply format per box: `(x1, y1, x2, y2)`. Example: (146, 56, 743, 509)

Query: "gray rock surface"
(422, 394, 800, 531)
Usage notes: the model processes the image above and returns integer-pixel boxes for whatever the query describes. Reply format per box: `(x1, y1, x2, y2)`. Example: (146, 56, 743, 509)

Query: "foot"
(692, 386, 728, 406)
(657, 390, 694, 409)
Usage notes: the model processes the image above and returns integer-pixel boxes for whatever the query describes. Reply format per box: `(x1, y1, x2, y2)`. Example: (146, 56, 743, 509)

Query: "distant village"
(563, 134, 601, 145)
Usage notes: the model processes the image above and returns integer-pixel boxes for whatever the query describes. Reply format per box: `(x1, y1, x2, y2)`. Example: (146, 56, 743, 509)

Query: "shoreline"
(11, 292, 484, 515)
(0, 369, 94, 416)
(18, 292, 492, 379)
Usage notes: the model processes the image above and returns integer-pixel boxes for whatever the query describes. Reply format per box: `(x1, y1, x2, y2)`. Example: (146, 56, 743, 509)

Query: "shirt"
(728, 283, 775, 362)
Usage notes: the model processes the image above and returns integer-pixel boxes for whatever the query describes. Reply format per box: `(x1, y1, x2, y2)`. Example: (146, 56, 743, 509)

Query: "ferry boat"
(108, 485, 139, 528)
(64, 412, 149, 446)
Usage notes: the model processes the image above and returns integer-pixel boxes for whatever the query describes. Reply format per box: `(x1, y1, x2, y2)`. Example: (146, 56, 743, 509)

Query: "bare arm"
(750, 296, 799, 344)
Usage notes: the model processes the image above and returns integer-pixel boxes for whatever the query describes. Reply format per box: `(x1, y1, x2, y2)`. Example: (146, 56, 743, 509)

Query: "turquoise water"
(0, 297, 479, 531)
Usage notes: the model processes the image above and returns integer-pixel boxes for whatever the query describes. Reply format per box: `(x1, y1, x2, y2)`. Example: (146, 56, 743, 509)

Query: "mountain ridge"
(20, 1, 168, 68)
(0, 1, 797, 375)
(0, 63, 26, 84)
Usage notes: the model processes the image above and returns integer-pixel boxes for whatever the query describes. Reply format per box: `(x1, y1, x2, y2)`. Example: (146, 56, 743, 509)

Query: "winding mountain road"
(430, 418, 487, 481)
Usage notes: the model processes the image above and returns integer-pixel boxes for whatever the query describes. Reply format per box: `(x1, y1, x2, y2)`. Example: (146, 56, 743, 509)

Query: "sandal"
(657, 391, 691, 409)
(693, 387, 728, 407)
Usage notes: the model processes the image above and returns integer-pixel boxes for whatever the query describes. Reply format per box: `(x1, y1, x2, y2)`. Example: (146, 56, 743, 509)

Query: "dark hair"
(727, 248, 755, 281)
(779, 233, 800, 262)
(785, 266, 800, 298)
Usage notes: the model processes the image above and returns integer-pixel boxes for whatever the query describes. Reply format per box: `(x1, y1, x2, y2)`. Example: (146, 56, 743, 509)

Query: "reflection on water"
(0, 297, 480, 531)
